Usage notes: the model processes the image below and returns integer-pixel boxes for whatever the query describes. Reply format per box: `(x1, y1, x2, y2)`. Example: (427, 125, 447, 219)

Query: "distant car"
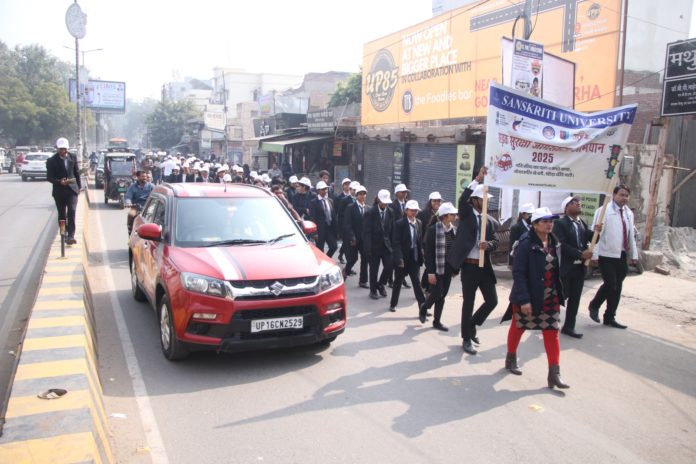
(13, 146, 33, 175)
(21, 152, 51, 181)
(95, 152, 106, 189)
(128, 183, 347, 361)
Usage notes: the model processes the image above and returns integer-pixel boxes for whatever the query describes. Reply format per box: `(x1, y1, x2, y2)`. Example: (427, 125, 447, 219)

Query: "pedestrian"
(286, 175, 299, 203)
(509, 203, 535, 266)
(196, 165, 211, 183)
(449, 167, 499, 355)
(166, 166, 183, 183)
(335, 177, 353, 264)
(213, 165, 228, 184)
(268, 162, 283, 180)
(318, 170, 335, 201)
(46, 137, 81, 245)
(420, 202, 459, 331)
(390, 183, 412, 289)
(271, 184, 303, 223)
(389, 200, 426, 312)
(363, 189, 394, 300)
(342, 184, 368, 286)
(588, 185, 638, 329)
(505, 207, 569, 389)
(417, 192, 442, 239)
(291, 177, 315, 220)
(310, 181, 338, 257)
(182, 163, 195, 182)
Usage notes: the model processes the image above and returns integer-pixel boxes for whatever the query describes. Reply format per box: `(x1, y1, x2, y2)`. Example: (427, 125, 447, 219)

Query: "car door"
(144, 196, 168, 299)
(139, 196, 164, 299)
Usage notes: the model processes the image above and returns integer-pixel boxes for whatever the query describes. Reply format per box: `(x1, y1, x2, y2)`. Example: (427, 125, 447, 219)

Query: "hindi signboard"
(485, 83, 637, 194)
(511, 38, 543, 97)
(662, 38, 696, 116)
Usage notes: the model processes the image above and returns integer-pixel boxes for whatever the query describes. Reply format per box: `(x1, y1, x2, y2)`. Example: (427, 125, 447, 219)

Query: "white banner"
(485, 83, 637, 194)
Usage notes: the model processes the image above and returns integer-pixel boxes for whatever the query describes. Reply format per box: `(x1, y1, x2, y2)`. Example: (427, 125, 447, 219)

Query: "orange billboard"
(362, 0, 622, 125)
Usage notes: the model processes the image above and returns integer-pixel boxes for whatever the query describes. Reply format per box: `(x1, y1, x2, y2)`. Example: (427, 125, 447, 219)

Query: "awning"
(261, 135, 333, 154)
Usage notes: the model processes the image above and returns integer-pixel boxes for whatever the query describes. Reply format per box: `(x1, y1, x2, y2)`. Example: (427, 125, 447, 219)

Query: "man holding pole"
(449, 167, 499, 355)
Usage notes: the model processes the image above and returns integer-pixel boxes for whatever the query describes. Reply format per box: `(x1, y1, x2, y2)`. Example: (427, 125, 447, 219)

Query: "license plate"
(250, 316, 303, 333)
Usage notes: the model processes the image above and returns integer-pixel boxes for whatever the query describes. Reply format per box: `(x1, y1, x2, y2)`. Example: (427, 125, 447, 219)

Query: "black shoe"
(387, 282, 393, 289)
(378, 285, 387, 297)
(603, 320, 627, 329)
(66, 237, 77, 245)
(403, 280, 411, 289)
(348, 270, 356, 276)
(433, 321, 449, 332)
(470, 324, 480, 345)
(359, 282, 369, 289)
(561, 327, 584, 339)
(462, 340, 478, 355)
(418, 303, 427, 323)
(338, 255, 345, 264)
(389, 306, 396, 312)
(369, 292, 380, 300)
(548, 365, 570, 389)
(505, 353, 522, 375)
(589, 305, 600, 323)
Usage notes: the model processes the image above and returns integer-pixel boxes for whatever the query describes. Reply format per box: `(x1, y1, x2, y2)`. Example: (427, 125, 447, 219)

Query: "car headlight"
(318, 265, 343, 293)
(181, 272, 234, 299)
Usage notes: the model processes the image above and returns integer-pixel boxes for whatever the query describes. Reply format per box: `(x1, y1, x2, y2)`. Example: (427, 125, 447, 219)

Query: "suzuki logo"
(269, 282, 284, 296)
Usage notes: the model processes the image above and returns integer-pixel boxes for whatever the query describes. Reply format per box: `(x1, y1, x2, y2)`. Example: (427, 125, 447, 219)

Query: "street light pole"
(74, 38, 81, 163)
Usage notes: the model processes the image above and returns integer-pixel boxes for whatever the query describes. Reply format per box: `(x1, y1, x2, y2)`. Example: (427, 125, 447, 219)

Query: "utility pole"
(222, 71, 229, 163)
(65, 1, 86, 163)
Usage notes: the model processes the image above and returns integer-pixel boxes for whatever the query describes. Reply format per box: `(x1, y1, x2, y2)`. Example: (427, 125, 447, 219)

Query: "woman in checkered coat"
(506, 207, 568, 389)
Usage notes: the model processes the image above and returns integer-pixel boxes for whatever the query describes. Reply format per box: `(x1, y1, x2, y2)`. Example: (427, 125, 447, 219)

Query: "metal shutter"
(363, 142, 394, 203)
(408, 144, 457, 207)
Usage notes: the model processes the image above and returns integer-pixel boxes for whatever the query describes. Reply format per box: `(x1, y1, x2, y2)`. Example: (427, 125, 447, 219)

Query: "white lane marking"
(95, 208, 170, 464)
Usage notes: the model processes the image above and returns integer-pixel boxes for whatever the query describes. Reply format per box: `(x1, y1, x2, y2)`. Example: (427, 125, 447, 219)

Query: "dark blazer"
(390, 200, 407, 221)
(416, 205, 436, 239)
(423, 223, 457, 276)
(335, 192, 353, 228)
(183, 173, 196, 183)
(291, 191, 315, 220)
(509, 231, 565, 315)
(167, 173, 183, 183)
(508, 219, 531, 265)
(46, 152, 81, 197)
(392, 217, 423, 267)
(362, 204, 393, 256)
(342, 201, 366, 244)
(309, 196, 338, 234)
(448, 185, 499, 276)
(552, 215, 594, 278)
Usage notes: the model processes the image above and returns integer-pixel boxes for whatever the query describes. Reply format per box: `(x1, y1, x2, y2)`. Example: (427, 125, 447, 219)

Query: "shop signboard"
(455, 144, 476, 201)
(662, 38, 696, 116)
(362, 0, 622, 125)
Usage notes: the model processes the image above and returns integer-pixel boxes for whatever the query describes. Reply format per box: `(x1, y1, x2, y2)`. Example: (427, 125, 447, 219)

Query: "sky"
(0, 0, 432, 100)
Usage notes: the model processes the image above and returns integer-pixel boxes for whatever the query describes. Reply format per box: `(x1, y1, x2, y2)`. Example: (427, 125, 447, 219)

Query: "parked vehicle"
(95, 151, 106, 189)
(21, 152, 51, 181)
(128, 183, 346, 360)
(13, 146, 34, 174)
(103, 152, 136, 208)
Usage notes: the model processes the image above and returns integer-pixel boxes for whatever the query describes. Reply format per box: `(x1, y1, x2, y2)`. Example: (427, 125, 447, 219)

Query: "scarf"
(436, 220, 446, 275)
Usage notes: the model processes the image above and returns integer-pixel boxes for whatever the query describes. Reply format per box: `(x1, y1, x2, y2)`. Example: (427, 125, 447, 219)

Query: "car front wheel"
(159, 295, 188, 361)
(130, 259, 147, 302)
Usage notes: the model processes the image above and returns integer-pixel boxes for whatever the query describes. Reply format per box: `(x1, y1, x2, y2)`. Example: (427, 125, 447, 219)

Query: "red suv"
(128, 183, 346, 360)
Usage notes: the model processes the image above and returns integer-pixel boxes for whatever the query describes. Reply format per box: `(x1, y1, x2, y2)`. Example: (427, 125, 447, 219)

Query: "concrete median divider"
(0, 193, 113, 463)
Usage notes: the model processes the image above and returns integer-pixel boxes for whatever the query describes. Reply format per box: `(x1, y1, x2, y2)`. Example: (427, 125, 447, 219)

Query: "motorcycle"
(127, 203, 144, 236)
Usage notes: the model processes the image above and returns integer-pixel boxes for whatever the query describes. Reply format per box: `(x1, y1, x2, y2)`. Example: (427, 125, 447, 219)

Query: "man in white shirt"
(588, 185, 638, 329)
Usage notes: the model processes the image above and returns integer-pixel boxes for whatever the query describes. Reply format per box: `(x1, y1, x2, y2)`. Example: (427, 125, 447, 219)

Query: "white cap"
(428, 191, 442, 201)
(55, 137, 69, 149)
(405, 200, 420, 210)
(561, 196, 578, 212)
(316, 181, 328, 190)
(200, 165, 209, 173)
(172, 165, 180, 171)
(356, 185, 367, 194)
(377, 189, 392, 204)
(520, 202, 536, 214)
(261, 174, 271, 183)
(349, 181, 360, 191)
(218, 165, 228, 172)
(470, 184, 493, 199)
(299, 177, 312, 188)
(289, 175, 299, 183)
(531, 207, 559, 222)
(250, 170, 258, 178)
(341, 177, 351, 185)
(182, 162, 190, 168)
(394, 183, 409, 193)
(223, 173, 232, 182)
(438, 202, 458, 216)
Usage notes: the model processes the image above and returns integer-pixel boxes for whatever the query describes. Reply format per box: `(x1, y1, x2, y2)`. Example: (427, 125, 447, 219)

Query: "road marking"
(94, 206, 170, 464)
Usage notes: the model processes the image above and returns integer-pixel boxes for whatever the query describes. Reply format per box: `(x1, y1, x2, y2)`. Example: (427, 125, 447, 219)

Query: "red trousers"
(507, 322, 560, 366)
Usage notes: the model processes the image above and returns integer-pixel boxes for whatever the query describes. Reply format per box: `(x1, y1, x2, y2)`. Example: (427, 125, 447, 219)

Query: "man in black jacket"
(448, 167, 499, 355)
(335, 178, 353, 264)
(553, 196, 599, 338)
(363, 189, 394, 300)
(508, 203, 535, 266)
(343, 184, 368, 286)
(310, 181, 338, 257)
(291, 177, 315, 220)
(389, 200, 426, 312)
(46, 137, 82, 245)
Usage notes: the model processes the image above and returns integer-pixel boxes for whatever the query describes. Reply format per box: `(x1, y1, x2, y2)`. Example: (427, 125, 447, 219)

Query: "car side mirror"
(137, 223, 162, 241)
(302, 220, 318, 236)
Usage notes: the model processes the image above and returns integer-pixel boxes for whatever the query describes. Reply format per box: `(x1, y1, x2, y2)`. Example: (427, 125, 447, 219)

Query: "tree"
(145, 100, 199, 149)
(328, 71, 362, 108)
(0, 41, 75, 146)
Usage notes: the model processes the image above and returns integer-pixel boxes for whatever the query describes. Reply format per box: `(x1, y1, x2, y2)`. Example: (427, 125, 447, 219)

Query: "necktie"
(619, 207, 628, 251)
(410, 223, 417, 260)
(573, 220, 582, 248)
(359, 204, 364, 216)
(380, 210, 385, 224)
(476, 214, 482, 241)
(323, 198, 331, 225)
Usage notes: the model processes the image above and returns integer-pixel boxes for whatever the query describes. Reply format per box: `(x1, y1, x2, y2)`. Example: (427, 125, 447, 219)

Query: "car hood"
(168, 242, 334, 281)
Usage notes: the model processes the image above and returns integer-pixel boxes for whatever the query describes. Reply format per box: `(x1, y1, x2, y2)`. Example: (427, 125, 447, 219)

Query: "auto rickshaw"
(103, 150, 136, 208)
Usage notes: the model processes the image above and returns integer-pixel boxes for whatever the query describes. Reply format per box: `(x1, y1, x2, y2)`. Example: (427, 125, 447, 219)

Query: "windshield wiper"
(267, 233, 295, 245)
(202, 239, 266, 247)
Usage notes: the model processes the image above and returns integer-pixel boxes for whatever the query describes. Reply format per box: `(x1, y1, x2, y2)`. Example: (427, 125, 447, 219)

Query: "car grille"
(229, 277, 319, 300)
(200, 305, 320, 340)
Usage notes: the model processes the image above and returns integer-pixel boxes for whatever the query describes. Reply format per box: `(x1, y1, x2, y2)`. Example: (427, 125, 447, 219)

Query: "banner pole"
(478, 185, 489, 268)
(585, 162, 621, 266)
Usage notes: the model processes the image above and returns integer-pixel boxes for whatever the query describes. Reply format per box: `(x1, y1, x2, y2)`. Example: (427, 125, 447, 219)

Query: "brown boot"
(547, 365, 570, 389)
(505, 353, 522, 375)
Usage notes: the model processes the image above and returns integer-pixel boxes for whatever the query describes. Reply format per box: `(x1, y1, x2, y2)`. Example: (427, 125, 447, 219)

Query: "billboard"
(661, 38, 696, 116)
(362, 0, 622, 125)
(69, 79, 126, 113)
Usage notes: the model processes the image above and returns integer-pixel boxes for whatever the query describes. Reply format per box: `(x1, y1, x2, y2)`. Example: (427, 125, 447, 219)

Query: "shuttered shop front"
(362, 142, 394, 202)
(408, 144, 457, 207)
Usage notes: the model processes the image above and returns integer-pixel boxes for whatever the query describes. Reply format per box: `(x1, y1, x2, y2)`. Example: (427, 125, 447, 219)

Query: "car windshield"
(25, 153, 49, 161)
(174, 197, 303, 247)
(109, 159, 133, 175)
